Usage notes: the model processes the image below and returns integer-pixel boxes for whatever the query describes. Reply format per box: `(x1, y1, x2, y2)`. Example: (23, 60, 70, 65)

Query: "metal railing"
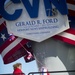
(0, 70, 75, 75)
(28, 70, 75, 75)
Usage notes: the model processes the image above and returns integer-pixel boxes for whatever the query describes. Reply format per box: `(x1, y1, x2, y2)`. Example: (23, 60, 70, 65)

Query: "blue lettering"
(54, 18, 58, 23)
(22, 0, 39, 18)
(0, 0, 68, 21)
(44, 0, 53, 16)
(44, 0, 68, 16)
(26, 21, 31, 25)
(16, 22, 25, 26)
(0, 0, 22, 21)
(37, 20, 42, 24)
(43, 18, 58, 24)
(49, 0, 68, 15)
(31, 21, 36, 25)
(16, 22, 21, 26)
(26, 21, 36, 25)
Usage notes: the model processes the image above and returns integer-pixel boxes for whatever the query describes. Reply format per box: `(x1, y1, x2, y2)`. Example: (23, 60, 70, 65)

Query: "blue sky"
(0, 55, 38, 75)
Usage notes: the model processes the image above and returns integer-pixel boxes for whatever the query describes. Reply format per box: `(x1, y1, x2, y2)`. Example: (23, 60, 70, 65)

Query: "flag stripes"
(53, 0, 75, 45)
(67, 0, 75, 16)
(0, 15, 31, 64)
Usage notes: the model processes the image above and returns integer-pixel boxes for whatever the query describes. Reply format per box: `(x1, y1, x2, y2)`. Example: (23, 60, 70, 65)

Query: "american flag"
(40, 67, 50, 75)
(24, 42, 35, 63)
(0, 15, 31, 64)
(67, 0, 75, 16)
(53, 0, 75, 45)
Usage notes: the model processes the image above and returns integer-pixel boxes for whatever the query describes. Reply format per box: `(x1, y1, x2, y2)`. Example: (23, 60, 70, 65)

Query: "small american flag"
(24, 50, 35, 63)
(9, 33, 15, 41)
(41, 67, 50, 75)
(24, 42, 35, 63)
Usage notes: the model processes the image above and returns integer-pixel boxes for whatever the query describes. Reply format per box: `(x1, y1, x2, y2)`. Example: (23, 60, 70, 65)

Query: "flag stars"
(0, 33, 6, 41)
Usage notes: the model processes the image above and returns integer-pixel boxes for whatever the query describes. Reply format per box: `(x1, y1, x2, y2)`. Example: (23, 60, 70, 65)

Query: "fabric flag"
(67, 0, 75, 16)
(24, 42, 35, 63)
(40, 67, 50, 75)
(0, 15, 30, 64)
(52, 0, 75, 46)
(53, 16, 75, 45)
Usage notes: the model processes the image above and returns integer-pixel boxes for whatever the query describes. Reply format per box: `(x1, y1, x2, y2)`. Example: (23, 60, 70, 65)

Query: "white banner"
(6, 0, 69, 42)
